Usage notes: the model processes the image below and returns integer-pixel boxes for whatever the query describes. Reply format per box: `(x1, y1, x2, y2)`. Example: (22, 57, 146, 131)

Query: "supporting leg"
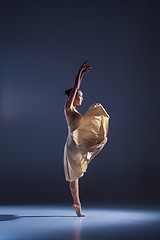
(69, 179, 80, 205)
(69, 179, 85, 217)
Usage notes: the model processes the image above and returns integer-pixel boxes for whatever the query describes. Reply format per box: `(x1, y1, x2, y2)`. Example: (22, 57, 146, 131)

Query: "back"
(64, 104, 82, 127)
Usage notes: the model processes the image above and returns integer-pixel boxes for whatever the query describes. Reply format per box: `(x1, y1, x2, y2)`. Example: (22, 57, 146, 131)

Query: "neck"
(73, 104, 77, 110)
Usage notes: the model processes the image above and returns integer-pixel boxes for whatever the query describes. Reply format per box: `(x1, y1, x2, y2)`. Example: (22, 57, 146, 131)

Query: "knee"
(102, 138, 107, 146)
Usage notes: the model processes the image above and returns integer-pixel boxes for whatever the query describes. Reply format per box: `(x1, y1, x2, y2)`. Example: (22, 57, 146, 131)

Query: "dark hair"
(64, 88, 81, 98)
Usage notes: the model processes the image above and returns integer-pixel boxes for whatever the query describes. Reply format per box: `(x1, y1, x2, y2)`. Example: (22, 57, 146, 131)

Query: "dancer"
(64, 60, 110, 217)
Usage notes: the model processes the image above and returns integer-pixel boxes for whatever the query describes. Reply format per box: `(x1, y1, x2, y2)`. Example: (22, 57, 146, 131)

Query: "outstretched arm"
(65, 60, 92, 109)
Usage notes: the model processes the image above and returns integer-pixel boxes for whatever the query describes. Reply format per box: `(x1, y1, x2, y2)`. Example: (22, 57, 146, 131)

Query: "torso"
(64, 106, 82, 127)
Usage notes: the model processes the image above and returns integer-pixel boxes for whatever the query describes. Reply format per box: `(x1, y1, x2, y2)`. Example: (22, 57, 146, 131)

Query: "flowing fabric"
(64, 103, 110, 182)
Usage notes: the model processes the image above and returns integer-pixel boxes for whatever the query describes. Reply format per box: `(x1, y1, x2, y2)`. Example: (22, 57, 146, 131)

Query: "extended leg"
(88, 140, 107, 164)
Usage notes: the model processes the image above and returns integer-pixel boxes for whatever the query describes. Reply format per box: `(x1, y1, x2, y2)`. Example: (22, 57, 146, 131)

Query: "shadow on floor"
(0, 214, 77, 221)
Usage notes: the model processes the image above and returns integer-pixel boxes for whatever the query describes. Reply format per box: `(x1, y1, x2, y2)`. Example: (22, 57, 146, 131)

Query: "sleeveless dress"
(64, 103, 110, 182)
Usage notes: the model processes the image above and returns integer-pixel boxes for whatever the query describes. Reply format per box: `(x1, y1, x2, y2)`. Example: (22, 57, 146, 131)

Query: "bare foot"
(72, 204, 85, 217)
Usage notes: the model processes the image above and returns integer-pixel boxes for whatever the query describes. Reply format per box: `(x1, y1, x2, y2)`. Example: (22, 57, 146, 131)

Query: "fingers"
(85, 67, 92, 72)
(79, 59, 89, 71)
(81, 66, 92, 76)
(82, 65, 92, 72)
(78, 60, 92, 78)
(82, 59, 88, 66)
(80, 65, 92, 79)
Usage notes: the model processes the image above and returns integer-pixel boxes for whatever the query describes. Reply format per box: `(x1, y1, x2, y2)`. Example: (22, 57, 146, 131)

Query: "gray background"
(1, 0, 160, 206)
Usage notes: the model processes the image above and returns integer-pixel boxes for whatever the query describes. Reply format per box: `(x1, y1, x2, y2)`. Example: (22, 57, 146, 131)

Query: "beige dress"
(64, 103, 110, 182)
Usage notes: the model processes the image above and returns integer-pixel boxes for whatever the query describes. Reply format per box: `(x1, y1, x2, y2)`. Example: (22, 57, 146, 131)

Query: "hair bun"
(64, 88, 72, 97)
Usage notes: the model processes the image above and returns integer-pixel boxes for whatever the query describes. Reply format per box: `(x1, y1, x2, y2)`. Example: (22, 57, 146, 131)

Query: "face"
(75, 90, 84, 106)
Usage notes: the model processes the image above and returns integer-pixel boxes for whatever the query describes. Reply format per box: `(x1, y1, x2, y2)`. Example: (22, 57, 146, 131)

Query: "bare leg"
(69, 179, 85, 217)
(88, 141, 106, 164)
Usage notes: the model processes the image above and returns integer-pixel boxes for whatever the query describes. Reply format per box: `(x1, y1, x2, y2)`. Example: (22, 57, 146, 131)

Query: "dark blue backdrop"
(1, 0, 160, 206)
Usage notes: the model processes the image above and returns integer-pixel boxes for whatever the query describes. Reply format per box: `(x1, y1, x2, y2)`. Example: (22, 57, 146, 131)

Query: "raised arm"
(65, 60, 92, 109)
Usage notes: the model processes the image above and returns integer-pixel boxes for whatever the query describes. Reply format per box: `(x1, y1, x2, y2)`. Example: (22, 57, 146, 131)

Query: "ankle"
(73, 202, 81, 206)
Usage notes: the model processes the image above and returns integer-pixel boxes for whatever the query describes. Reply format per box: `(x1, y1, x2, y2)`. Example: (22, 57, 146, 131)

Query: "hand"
(78, 60, 92, 79)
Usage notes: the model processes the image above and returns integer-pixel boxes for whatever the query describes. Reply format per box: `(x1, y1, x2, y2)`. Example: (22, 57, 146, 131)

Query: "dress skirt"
(64, 103, 110, 182)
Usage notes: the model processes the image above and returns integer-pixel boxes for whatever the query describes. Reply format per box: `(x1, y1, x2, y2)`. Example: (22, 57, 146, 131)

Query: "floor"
(0, 205, 160, 240)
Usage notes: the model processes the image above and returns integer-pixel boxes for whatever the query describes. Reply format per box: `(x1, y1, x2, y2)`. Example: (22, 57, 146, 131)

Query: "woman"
(64, 60, 110, 217)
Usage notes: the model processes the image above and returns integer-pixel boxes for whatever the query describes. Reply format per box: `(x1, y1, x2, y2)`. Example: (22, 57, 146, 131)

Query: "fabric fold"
(64, 103, 110, 182)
